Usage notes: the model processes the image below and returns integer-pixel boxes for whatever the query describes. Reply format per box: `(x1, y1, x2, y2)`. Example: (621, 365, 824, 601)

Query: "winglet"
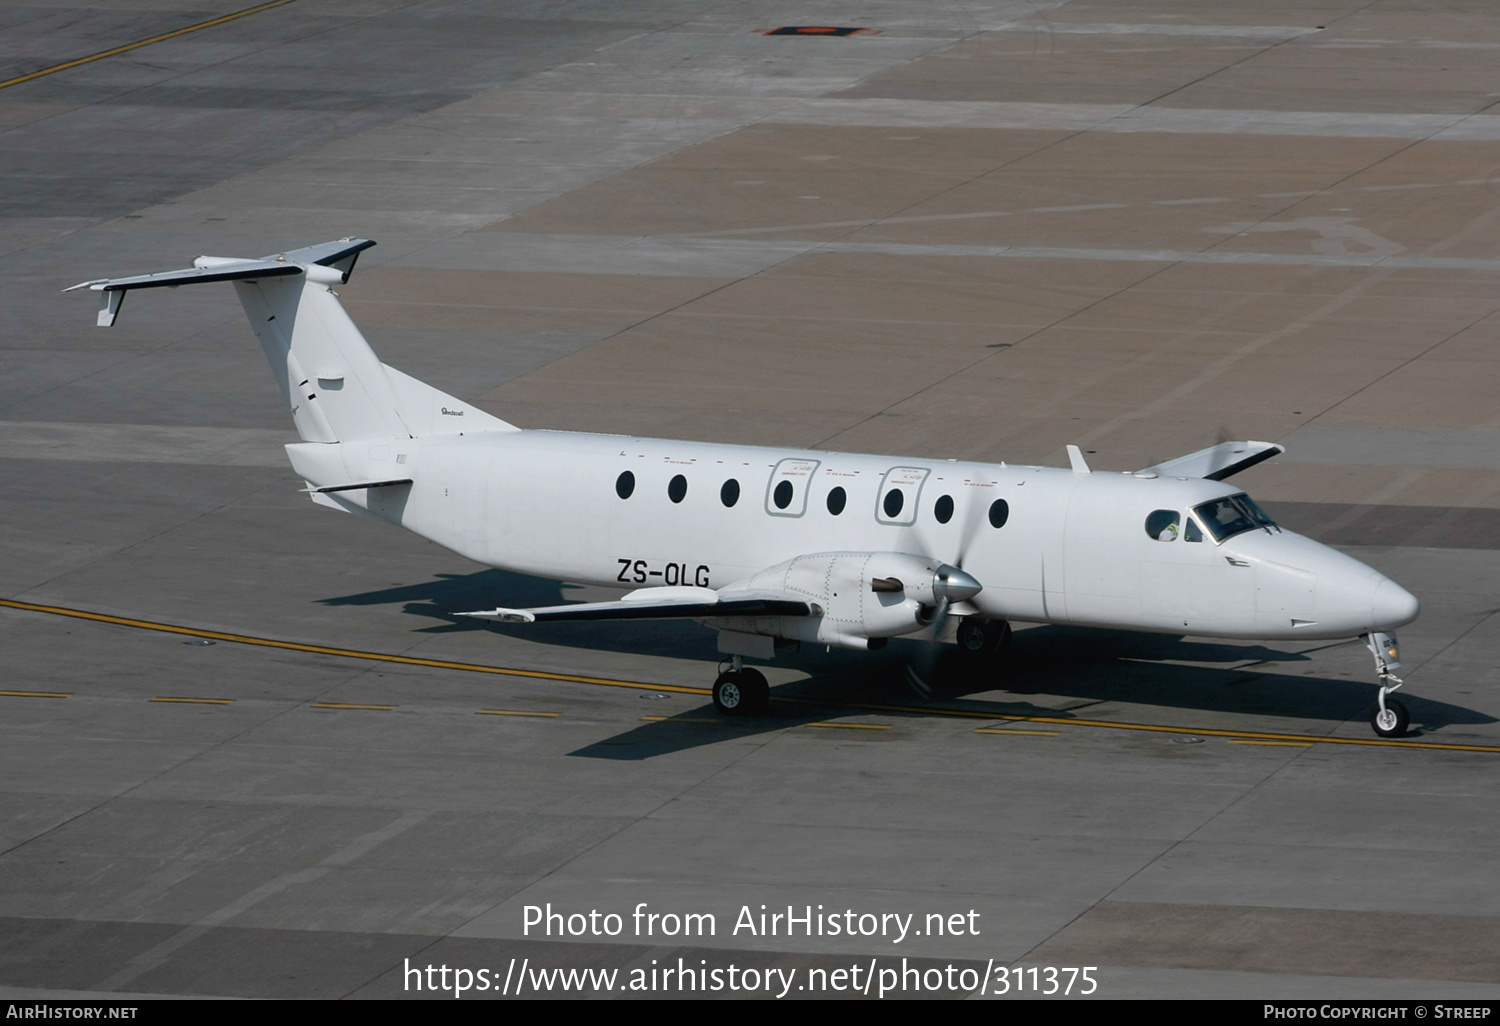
(1067, 444, 1091, 474)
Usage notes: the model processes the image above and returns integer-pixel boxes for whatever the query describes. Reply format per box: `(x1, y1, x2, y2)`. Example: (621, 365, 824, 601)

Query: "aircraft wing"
(458, 586, 812, 623)
(1139, 440, 1284, 481)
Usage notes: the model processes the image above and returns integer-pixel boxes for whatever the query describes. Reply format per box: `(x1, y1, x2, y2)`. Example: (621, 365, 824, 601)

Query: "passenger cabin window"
(721, 479, 740, 507)
(876, 466, 927, 525)
(1146, 509, 1180, 541)
(1194, 494, 1278, 542)
(826, 486, 846, 515)
(616, 471, 635, 499)
(934, 494, 954, 524)
(766, 457, 818, 517)
(668, 474, 687, 504)
(988, 498, 1009, 529)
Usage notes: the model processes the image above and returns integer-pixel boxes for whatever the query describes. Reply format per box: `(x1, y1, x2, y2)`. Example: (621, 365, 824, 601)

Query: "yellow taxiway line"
(0, 598, 710, 696)
(3, 596, 1498, 754)
(0, 0, 300, 92)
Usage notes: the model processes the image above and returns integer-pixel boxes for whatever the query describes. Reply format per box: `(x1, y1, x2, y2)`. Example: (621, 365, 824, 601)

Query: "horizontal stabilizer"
(63, 238, 373, 326)
(306, 479, 413, 494)
(459, 586, 812, 623)
(1139, 440, 1284, 481)
(281, 238, 376, 271)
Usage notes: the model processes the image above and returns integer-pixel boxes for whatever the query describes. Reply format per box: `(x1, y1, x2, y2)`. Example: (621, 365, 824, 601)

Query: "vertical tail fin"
(65, 238, 516, 442)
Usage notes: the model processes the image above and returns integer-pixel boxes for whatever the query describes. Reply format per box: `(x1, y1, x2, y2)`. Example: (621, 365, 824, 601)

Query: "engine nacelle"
(710, 552, 981, 651)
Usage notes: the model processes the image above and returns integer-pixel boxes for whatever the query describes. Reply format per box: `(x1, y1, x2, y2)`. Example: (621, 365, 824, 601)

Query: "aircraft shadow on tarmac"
(322, 569, 1494, 760)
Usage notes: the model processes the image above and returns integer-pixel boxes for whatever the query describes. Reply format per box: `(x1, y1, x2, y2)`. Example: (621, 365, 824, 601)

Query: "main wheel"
(738, 668, 770, 714)
(713, 671, 746, 715)
(958, 617, 1012, 658)
(1371, 698, 1410, 738)
(957, 618, 990, 654)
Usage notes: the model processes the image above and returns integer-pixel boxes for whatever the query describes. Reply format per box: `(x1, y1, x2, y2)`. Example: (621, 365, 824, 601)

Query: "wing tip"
(456, 609, 535, 623)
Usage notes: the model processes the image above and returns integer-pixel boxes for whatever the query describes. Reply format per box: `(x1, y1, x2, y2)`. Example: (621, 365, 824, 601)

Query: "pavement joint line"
(4, 597, 1497, 754)
(807, 721, 891, 730)
(641, 715, 720, 723)
(975, 727, 1061, 736)
(0, 0, 300, 92)
(151, 697, 234, 705)
(312, 702, 396, 711)
(1228, 739, 1314, 746)
(477, 709, 560, 717)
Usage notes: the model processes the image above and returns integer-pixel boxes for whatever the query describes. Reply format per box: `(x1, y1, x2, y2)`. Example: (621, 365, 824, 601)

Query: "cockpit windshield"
(1193, 494, 1279, 542)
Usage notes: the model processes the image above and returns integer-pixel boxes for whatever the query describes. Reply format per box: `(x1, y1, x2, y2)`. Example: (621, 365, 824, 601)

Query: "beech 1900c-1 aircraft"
(68, 239, 1421, 736)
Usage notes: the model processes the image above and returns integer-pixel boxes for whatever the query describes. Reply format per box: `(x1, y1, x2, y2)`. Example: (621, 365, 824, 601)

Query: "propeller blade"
(952, 486, 992, 569)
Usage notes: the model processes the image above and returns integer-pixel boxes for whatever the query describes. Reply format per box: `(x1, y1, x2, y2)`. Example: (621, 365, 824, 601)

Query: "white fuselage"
(332, 428, 1418, 643)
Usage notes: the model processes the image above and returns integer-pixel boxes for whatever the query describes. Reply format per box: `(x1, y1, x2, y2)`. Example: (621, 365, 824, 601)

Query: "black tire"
(957, 618, 989, 654)
(958, 617, 1012, 658)
(1371, 697, 1409, 738)
(738, 668, 770, 713)
(713, 671, 747, 715)
(955, 619, 1012, 685)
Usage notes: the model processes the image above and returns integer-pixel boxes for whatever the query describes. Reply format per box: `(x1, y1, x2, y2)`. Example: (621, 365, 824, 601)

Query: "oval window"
(720, 479, 740, 507)
(988, 498, 1009, 529)
(883, 488, 904, 519)
(616, 471, 635, 499)
(773, 479, 794, 510)
(1145, 509, 1180, 541)
(934, 494, 954, 524)
(668, 474, 687, 504)
(826, 486, 846, 516)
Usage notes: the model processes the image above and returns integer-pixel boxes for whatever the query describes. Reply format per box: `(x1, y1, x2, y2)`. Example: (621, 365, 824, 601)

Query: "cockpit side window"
(1145, 509, 1181, 542)
(1194, 494, 1278, 542)
(1184, 518, 1203, 543)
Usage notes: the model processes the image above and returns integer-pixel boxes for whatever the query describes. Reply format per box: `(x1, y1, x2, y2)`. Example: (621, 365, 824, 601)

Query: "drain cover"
(1170, 736, 1206, 745)
(766, 26, 868, 36)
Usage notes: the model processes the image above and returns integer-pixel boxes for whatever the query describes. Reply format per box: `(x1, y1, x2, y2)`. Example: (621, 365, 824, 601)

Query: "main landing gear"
(908, 618, 1012, 698)
(1364, 631, 1410, 738)
(713, 655, 769, 716)
(957, 617, 1012, 662)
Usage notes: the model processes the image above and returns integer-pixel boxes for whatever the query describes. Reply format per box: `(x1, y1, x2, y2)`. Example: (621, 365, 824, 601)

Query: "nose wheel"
(1372, 697, 1409, 738)
(1364, 632, 1410, 738)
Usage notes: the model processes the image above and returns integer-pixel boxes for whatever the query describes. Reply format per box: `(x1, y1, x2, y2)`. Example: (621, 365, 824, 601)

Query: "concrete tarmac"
(2, 0, 1499, 1001)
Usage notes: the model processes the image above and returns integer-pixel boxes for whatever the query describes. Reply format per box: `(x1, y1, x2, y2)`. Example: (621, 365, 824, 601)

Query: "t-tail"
(65, 238, 516, 504)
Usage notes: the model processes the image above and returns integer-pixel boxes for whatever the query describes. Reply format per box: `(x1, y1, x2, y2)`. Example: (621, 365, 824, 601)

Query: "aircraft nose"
(1372, 578, 1420, 629)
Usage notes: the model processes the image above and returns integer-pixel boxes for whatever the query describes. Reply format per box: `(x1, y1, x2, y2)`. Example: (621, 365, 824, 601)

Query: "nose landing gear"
(1364, 632, 1409, 738)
